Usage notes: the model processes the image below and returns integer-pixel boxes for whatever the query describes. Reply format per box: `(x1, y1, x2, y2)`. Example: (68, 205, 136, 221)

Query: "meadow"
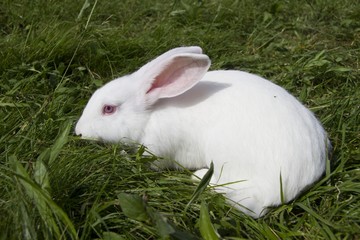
(1, 0, 359, 239)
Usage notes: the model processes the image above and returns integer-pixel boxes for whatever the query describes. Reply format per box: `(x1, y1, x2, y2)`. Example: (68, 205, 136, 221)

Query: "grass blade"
(279, 172, 285, 204)
(294, 202, 335, 228)
(199, 201, 219, 240)
(49, 119, 72, 164)
(117, 193, 150, 222)
(186, 162, 214, 210)
(10, 155, 78, 239)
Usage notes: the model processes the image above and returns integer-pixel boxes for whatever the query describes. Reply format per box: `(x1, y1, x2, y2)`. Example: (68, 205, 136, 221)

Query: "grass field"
(1, 0, 359, 239)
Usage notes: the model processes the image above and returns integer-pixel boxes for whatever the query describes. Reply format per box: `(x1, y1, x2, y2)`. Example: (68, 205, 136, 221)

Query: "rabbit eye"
(102, 105, 116, 115)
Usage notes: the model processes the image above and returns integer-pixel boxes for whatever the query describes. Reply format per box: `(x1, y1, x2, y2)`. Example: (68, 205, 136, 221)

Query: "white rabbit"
(75, 46, 330, 218)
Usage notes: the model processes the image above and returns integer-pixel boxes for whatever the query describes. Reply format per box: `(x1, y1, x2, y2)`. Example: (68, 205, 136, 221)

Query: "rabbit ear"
(135, 48, 211, 104)
(152, 46, 204, 60)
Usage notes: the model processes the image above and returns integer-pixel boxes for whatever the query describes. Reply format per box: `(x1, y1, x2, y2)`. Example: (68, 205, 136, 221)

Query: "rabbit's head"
(75, 46, 210, 142)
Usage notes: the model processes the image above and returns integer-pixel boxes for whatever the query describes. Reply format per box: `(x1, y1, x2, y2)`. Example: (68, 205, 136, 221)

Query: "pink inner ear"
(145, 56, 209, 99)
(146, 63, 188, 94)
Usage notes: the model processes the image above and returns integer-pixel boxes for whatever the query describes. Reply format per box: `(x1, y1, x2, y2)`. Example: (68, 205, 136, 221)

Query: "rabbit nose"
(75, 128, 82, 137)
(75, 129, 82, 136)
(75, 122, 82, 136)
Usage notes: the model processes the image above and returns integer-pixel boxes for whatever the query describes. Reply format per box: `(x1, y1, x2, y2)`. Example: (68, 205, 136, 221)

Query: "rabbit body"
(76, 47, 329, 218)
(142, 70, 327, 217)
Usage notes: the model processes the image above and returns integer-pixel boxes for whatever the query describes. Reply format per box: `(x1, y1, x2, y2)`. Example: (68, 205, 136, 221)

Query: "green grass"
(1, 0, 359, 239)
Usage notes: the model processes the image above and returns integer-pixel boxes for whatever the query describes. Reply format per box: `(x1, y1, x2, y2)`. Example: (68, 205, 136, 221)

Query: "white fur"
(76, 46, 329, 218)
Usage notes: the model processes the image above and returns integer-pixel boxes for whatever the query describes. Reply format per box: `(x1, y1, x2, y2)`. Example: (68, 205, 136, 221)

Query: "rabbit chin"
(77, 130, 132, 144)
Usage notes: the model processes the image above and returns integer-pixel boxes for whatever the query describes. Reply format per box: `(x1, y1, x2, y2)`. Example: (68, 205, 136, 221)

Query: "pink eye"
(102, 105, 116, 115)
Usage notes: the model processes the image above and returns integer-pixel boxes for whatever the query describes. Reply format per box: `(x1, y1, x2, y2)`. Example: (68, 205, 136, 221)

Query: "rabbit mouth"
(77, 134, 100, 141)
(75, 129, 100, 141)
